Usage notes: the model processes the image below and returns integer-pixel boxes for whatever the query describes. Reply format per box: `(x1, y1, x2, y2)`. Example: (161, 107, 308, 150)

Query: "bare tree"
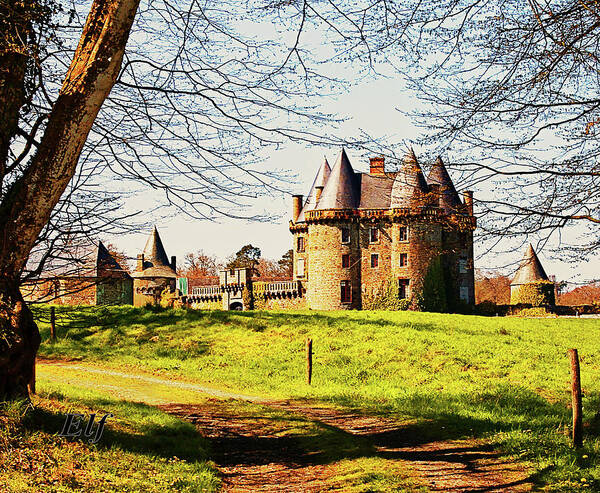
(367, 0, 600, 261)
(178, 250, 221, 278)
(0, 0, 411, 397)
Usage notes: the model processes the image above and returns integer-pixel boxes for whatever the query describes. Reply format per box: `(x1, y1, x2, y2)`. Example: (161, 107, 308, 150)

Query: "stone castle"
(24, 148, 481, 311)
(290, 148, 476, 310)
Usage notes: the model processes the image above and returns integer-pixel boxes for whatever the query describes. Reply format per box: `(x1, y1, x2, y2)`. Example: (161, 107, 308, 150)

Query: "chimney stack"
(315, 186, 324, 203)
(369, 156, 385, 175)
(171, 255, 177, 272)
(463, 191, 474, 215)
(136, 254, 144, 272)
(292, 194, 303, 222)
(429, 184, 441, 207)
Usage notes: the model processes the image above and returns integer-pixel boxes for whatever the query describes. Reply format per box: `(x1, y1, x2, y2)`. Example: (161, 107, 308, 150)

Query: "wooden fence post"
(28, 357, 36, 395)
(568, 348, 583, 448)
(50, 306, 56, 341)
(306, 337, 312, 385)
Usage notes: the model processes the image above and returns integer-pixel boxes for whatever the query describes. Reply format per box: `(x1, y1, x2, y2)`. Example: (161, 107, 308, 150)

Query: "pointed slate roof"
(96, 241, 131, 279)
(427, 156, 462, 213)
(315, 148, 359, 210)
(511, 244, 550, 286)
(297, 157, 331, 222)
(133, 226, 176, 279)
(143, 226, 170, 267)
(390, 148, 429, 208)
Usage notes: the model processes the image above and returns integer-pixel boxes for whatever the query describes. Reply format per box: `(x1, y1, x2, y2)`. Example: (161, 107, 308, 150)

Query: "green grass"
(33, 305, 600, 490)
(1, 381, 220, 492)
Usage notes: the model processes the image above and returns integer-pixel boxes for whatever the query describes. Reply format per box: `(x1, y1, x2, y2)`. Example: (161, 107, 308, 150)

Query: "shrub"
(362, 278, 410, 311)
(510, 281, 555, 306)
(160, 288, 182, 308)
(242, 285, 253, 310)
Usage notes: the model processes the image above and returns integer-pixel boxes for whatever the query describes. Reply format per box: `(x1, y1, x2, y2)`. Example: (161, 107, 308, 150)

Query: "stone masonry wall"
(359, 221, 393, 295)
(306, 222, 361, 310)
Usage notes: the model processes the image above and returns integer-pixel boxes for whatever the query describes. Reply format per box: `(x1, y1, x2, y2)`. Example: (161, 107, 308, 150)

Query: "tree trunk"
(0, 278, 39, 398)
(0, 0, 140, 399)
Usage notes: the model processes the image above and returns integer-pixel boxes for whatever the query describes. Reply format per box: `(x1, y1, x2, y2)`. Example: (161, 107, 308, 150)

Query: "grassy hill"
(31, 305, 600, 490)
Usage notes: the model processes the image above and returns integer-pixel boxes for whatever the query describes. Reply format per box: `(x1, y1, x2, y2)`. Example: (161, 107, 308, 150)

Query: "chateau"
(23, 148, 479, 312)
(290, 148, 476, 310)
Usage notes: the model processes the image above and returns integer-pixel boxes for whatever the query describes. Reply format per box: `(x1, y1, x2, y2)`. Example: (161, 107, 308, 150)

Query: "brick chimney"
(463, 191, 474, 215)
(292, 194, 303, 222)
(136, 254, 144, 272)
(315, 186, 324, 203)
(369, 156, 385, 175)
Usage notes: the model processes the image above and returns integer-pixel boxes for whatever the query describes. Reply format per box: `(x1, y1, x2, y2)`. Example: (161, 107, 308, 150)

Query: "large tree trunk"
(0, 281, 39, 398)
(0, 0, 140, 399)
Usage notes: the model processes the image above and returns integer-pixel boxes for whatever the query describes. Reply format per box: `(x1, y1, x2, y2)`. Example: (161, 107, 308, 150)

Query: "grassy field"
(32, 305, 600, 490)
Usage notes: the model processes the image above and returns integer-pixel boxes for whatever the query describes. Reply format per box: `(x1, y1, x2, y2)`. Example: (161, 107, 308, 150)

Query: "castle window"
(399, 226, 408, 242)
(369, 227, 379, 243)
(341, 227, 350, 244)
(399, 253, 408, 267)
(341, 280, 352, 303)
(297, 236, 305, 252)
(342, 254, 350, 268)
(297, 258, 305, 277)
(459, 258, 467, 274)
(398, 279, 410, 299)
(460, 286, 469, 302)
(370, 254, 379, 268)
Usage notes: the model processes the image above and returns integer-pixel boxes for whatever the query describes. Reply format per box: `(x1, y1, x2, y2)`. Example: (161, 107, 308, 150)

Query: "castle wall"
(306, 222, 361, 310)
(405, 221, 442, 298)
(133, 278, 175, 307)
(359, 221, 393, 295)
(96, 278, 133, 305)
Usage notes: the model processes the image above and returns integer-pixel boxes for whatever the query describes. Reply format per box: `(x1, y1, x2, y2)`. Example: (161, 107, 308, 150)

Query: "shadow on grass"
(23, 395, 211, 464)
(160, 400, 551, 492)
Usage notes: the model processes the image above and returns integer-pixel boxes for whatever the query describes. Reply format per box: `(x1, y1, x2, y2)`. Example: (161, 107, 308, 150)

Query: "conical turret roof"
(143, 226, 170, 267)
(390, 148, 429, 208)
(96, 241, 131, 279)
(315, 148, 359, 210)
(511, 244, 550, 285)
(427, 156, 462, 213)
(297, 157, 331, 221)
(133, 226, 176, 279)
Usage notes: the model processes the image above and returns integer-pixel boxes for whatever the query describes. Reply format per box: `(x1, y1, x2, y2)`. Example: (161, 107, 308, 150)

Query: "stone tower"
(290, 148, 476, 311)
(132, 226, 177, 306)
(510, 244, 554, 305)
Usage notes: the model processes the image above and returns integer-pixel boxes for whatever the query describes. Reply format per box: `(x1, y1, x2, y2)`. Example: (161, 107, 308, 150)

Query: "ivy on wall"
(362, 278, 410, 311)
(510, 281, 555, 306)
(420, 255, 449, 313)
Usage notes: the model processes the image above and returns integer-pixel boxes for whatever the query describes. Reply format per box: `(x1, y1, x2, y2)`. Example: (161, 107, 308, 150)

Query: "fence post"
(306, 337, 312, 385)
(28, 357, 36, 395)
(50, 306, 56, 341)
(568, 348, 583, 448)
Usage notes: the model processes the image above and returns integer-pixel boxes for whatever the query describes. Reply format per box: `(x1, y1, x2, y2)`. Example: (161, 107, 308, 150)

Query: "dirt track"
(38, 360, 535, 492)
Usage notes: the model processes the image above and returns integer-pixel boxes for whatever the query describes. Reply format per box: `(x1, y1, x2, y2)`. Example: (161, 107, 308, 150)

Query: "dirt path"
(38, 360, 535, 492)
